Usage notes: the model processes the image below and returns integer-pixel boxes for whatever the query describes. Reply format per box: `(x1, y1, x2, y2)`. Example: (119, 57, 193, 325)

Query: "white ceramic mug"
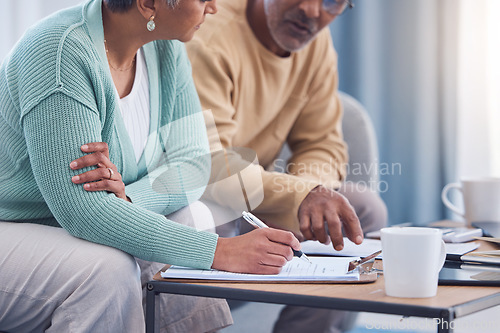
(381, 227, 446, 298)
(441, 178, 500, 226)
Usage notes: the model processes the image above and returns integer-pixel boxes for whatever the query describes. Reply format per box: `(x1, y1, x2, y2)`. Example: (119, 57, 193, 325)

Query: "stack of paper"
(474, 236, 500, 244)
(161, 256, 360, 282)
(461, 251, 500, 265)
(457, 237, 500, 265)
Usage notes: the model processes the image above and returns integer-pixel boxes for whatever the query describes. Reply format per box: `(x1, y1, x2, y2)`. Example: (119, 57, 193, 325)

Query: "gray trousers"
(0, 202, 232, 333)
(274, 183, 387, 333)
(217, 183, 388, 333)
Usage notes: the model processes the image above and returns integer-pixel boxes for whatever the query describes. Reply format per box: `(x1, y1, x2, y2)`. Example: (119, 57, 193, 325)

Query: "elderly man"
(188, 0, 387, 331)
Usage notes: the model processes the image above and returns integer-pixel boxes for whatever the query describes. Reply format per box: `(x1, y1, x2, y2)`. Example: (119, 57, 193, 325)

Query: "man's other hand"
(298, 185, 363, 251)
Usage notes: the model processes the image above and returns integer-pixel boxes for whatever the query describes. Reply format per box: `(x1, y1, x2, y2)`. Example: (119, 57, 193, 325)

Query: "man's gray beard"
(263, 0, 317, 53)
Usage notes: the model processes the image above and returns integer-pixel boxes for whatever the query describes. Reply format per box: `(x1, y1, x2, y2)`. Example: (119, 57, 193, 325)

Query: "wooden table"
(145, 240, 500, 333)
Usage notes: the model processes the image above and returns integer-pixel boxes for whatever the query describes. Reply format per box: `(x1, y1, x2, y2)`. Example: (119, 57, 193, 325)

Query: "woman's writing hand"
(211, 228, 301, 274)
(70, 142, 130, 202)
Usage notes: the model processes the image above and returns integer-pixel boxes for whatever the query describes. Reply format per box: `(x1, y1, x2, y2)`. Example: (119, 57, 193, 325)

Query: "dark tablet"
(439, 260, 500, 286)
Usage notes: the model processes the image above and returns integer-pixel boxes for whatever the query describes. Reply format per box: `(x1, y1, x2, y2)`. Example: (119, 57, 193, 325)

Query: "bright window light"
(488, 0, 500, 176)
(456, 0, 499, 178)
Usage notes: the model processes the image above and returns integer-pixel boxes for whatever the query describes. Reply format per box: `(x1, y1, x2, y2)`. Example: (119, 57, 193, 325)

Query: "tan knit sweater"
(187, 0, 347, 234)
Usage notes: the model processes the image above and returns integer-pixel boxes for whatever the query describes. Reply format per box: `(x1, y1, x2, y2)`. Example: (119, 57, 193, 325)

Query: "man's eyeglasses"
(322, 0, 354, 16)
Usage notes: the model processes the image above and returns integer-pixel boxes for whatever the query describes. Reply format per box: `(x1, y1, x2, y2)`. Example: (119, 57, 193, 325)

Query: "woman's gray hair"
(105, 0, 180, 12)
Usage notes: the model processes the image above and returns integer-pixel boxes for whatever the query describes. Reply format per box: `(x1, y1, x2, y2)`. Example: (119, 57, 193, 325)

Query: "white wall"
(0, 0, 83, 61)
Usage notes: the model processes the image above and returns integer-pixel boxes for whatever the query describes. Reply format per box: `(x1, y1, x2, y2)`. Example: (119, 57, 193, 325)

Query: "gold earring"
(147, 15, 156, 32)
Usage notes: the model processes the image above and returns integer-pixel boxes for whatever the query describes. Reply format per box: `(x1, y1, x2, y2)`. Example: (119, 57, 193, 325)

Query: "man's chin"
(277, 39, 310, 53)
(274, 32, 316, 53)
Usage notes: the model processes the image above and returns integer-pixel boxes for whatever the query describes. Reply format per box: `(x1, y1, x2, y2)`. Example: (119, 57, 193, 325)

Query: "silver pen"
(242, 211, 312, 264)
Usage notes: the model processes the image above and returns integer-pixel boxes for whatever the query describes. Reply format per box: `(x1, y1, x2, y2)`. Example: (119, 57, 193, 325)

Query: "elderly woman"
(0, 0, 300, 331)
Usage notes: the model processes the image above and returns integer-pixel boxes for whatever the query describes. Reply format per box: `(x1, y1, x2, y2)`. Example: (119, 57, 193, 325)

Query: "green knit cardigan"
(0, 0, 218, 269)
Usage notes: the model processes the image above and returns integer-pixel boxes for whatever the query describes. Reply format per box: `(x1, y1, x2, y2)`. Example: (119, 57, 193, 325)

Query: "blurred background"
(2, 0, 499, 226)
(331, 0, 500, 225)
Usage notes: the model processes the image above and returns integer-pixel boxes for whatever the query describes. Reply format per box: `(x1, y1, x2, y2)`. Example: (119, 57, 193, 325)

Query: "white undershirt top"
(117, 48, 150, 162)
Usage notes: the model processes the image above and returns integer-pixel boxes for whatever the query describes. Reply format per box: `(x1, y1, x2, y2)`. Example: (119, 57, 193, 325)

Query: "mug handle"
(437, 239, 447, 272)
(441, 183, 464, 217)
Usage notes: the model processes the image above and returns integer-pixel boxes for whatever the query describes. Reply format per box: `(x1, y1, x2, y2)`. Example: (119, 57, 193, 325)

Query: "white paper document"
(301, 238, 383, 258)
(301, 238, 479, 258)
(161, 256, 360, 282)
(445, 242, 480, 255)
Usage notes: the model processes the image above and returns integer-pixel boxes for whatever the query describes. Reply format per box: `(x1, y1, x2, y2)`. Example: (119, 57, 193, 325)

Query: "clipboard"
(153, 264, 378, 284)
